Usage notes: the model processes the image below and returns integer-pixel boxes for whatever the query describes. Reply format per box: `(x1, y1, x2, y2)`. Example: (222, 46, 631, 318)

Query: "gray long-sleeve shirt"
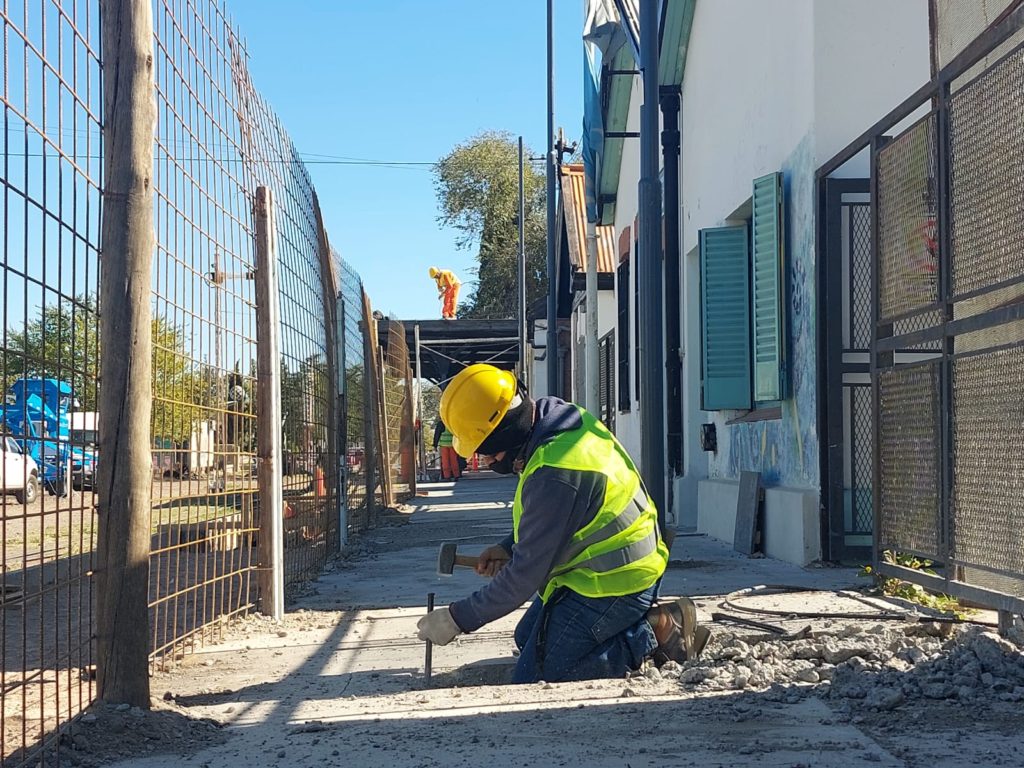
(448, 397, 609, 633)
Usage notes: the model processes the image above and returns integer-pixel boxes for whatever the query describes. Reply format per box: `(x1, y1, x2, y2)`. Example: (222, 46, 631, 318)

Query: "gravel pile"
(630, 622, 1024, 711)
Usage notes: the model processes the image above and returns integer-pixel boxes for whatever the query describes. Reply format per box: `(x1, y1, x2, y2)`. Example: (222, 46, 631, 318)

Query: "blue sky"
(229, 0, 584, 320)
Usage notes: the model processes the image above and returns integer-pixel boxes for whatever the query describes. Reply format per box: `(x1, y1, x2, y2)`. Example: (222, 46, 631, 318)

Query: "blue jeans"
(511, 585, 658, 683)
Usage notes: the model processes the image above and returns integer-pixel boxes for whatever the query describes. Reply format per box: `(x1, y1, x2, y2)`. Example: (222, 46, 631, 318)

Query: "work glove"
(417, 606, 462, 646)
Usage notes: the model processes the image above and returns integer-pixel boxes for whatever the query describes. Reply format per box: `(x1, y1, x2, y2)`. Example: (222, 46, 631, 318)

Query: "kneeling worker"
(416, 364, 710, 683)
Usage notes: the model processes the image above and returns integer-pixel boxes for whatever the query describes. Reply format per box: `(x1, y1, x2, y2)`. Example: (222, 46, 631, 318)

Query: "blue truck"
(1, 378, 97, 496)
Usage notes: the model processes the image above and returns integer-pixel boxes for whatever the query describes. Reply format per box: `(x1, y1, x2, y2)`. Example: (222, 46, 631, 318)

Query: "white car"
(1, 436, 40, 504)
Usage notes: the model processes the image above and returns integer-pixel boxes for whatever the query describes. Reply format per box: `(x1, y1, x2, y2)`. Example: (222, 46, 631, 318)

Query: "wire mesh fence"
(378, 319, 415, 504)
(0, 0, 103, 762)
(147, 0, 260, 666)
(0, 0, 385, 763)
(338, 260, 372, 532)
(232, 26, 338, 589)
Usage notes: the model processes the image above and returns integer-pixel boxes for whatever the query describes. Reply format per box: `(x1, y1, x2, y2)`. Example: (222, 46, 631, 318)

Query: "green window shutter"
(751, 172, 785, 402)
(700, 226, 752, 410)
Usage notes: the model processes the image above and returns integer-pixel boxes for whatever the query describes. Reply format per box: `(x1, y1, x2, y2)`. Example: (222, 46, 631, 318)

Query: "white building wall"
(673, 0, 928, 557)
(610, 77, 644, 464)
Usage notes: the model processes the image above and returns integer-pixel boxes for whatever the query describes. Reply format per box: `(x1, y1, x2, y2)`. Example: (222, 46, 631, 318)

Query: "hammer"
(437, 541, 479, 576)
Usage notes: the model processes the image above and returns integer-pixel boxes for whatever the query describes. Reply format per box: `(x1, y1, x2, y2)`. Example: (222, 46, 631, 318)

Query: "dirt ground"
(21, 473, 1024, 768)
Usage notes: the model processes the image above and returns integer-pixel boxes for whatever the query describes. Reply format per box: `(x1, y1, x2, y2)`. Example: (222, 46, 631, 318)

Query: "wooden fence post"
(312, 192, 340, 549)
(95, 0, 157, 707)
(360, 290, 378, 526)
(255, 186, 284, 620)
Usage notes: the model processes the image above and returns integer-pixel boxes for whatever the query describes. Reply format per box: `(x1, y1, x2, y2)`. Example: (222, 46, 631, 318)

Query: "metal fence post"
(255, 186, 284, 620)
(95, 0, 157, 707)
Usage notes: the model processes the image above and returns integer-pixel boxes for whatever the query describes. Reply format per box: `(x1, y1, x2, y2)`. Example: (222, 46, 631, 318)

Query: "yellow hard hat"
(428, 266, 440, 278)
(440, 364, 518, 458)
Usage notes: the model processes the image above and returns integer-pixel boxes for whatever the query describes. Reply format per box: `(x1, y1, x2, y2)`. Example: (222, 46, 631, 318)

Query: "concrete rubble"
(78, 474, 1024, 768)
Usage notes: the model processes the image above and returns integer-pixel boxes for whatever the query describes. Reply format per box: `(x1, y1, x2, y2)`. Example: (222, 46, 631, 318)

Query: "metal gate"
(820, 4, 1024, 618)
(822, 180, 873, 561)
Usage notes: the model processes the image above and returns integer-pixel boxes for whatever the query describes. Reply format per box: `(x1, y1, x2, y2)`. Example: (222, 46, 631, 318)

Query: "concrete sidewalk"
(91, 473, 1023, 768)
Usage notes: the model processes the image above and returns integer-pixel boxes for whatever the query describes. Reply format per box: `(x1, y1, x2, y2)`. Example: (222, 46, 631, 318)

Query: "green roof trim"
(660, 0, 695, 86)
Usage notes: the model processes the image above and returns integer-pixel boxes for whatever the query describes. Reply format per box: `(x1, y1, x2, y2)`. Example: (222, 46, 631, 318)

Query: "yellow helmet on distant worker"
(440, 364, 518, 458)
(428, 266, 440, 278)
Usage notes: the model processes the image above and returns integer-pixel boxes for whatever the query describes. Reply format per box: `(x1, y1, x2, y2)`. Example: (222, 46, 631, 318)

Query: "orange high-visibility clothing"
(433, 269, 461, 319)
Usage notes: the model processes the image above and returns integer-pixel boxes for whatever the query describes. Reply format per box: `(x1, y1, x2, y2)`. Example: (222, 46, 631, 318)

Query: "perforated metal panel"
(878, 362, 941, 555)
(949, 41, 1024, 299)
(951, 344, 1024, 577)
(876, 116, 939, 322)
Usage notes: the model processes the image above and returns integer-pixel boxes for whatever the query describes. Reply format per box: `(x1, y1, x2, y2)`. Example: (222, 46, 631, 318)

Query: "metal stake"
(424, 591, 435, 684)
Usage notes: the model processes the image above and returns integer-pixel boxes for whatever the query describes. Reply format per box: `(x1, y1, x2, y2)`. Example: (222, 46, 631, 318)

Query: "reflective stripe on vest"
(512, 406, 668, 602)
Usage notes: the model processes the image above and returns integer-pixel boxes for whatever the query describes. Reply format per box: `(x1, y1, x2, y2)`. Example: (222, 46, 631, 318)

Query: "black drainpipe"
(660, 86, 682, 476)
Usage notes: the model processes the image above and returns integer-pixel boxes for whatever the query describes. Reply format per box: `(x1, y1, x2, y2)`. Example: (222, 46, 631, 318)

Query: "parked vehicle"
(0, 435, 40, 504)
(0, 379, 97, 495)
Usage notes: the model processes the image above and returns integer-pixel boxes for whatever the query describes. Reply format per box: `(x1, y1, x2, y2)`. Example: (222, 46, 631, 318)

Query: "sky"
(229, 0, 586, 321)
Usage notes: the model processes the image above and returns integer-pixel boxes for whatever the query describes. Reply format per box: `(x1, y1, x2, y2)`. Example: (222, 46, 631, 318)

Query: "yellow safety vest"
(512, 406, 668, 602)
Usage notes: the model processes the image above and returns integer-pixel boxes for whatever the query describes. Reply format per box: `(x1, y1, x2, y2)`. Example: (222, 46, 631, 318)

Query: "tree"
(434, 131, 548, 318)
(5, 293, 206, 442)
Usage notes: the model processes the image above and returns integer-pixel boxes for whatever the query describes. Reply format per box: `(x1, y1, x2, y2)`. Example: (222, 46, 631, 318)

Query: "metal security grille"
(948, 42, 1024, 301)
(819, 4, 1024, 616)
(0, 1, 102, 763)
(951, 345, 1024, 580)
(849, 386, 873, 535)
(876, 115, 938, 323)
(877, 362, 941, 556)
(598, 331, 615, 432)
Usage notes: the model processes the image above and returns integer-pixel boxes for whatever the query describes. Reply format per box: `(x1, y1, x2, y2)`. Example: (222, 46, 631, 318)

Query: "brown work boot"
(647, 597, 711, 666)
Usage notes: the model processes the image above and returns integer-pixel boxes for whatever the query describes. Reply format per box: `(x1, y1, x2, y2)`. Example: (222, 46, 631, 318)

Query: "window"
(699, 171, 786, 411)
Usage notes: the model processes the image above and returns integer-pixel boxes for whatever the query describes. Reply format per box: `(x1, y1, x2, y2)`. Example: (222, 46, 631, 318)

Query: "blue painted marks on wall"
(710, 133, 819, 491)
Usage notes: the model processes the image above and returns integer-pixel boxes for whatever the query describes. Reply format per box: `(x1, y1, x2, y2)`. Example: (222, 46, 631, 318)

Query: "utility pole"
(518, 136, 528, 387)
(639, 0, 667, 533)
(96, 0, 156, 707)
(545, 0, 558, 397)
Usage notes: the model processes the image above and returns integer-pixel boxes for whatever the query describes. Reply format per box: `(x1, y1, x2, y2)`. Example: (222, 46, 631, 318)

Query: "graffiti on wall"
(709, 134, 820, 490)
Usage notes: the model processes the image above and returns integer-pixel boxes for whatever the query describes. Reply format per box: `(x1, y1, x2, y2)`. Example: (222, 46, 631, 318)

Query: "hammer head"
(437, 541, 458, 577)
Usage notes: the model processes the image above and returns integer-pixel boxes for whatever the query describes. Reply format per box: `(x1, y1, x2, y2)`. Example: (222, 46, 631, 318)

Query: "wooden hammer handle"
(453, 553, 479, 569)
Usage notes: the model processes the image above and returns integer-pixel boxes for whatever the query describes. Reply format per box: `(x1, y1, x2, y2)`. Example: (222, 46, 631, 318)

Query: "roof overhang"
(589, 0, 695, 225)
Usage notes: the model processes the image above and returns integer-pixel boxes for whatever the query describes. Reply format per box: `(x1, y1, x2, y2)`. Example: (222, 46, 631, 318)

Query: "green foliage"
(344, 363, 366, 446)
(434, 131, 548, 319)
(4, 295, 101, 409)
(3, 292, 242, 442)
(420, 382, 440, 431)
(860, 550, 973, 618)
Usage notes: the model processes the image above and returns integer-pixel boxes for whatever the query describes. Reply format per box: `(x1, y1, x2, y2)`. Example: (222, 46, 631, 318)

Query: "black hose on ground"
(719, 584, 998, 627)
